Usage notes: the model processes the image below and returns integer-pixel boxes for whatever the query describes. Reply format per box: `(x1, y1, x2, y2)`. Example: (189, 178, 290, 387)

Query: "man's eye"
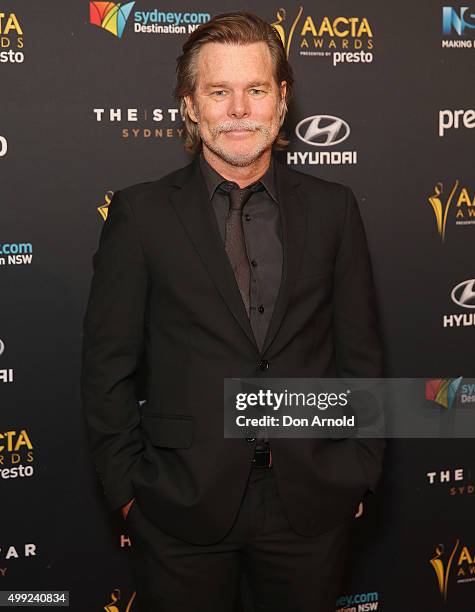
(212, 90, 226, 97)
(250, 89, 265, 96)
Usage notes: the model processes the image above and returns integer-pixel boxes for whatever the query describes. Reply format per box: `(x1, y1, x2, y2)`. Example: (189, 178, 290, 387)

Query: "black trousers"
(125, 466, 353, 612)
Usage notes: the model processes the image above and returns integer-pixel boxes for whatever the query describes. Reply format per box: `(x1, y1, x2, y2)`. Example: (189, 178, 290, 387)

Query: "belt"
(251, 447, 273, 469)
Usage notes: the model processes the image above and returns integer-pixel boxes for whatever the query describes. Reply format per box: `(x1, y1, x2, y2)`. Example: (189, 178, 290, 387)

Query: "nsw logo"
(442, 6, 475, 35)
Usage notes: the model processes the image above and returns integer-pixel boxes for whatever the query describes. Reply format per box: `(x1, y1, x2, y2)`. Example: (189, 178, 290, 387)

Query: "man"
(81, 11, 384, 612)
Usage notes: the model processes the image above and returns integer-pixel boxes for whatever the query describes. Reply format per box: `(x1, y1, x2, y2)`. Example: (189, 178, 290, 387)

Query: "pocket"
(296, 269, 331, 280)
(296, 255, 333, 280)
(141, 413, 193, 448)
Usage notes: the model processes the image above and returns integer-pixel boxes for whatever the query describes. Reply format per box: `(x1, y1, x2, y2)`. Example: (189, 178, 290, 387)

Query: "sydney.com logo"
(426, 377, 475, 409)
(89, 2, 135, 38)
(89, 2, 211, 39)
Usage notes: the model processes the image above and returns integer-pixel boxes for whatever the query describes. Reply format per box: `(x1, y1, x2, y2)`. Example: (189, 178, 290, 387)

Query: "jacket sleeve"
(333, 186, 385, 493)
(80, 189, 148, 512)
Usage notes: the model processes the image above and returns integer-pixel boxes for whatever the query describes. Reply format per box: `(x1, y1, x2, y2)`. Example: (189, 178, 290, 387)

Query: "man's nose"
(227, 92, 250, 119)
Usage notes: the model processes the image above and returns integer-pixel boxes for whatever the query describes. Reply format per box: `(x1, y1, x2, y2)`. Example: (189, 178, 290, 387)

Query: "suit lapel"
(260, 160, 307, 355)
(169, 158, 258, 349)
(168, 156, 307, 356)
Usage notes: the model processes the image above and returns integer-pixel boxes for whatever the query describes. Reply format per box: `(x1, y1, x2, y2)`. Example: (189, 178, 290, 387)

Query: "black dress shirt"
(199, 151, 283, 448)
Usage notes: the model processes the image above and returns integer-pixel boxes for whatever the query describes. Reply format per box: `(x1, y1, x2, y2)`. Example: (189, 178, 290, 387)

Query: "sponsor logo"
(103, 588, 136, 611)
(288, 114, 357, 165)
(452, 279, 475, 308)
(439, 109, 475, 137)
(0, 542, 37, 578)
(271, 6, 374, 66)
(426, 377, 475, 408)
(295, 115, 350, 146)
(426, 468, 474, 496)
(0, 542, 37, 560)
(97, 190, 114, 221)
(134, 9, 211, 34)
(0, 11, 24, 63)
(426, 377, 463, 408)
(0, 429, 34, 480)
(90, 2, 211, 39)
(0, 136, 7, 157)
(92, 107, 184, 140)
(430, 540, 459, 601)
(0, 242, 33, 267)
(442, 6, 475, 48)
(89, 1, 136, 39)
(271, 7, 304, 59)
(444, 280, 475, 327)
(430, 539, 475, 601)
(428, 180, 475, 241)
(335, 592, 380, 612)
(0, 339, 13, 384)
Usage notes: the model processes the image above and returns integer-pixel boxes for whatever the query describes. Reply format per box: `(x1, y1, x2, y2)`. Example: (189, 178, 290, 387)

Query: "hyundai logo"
(295, 115, 351, 147)
(451, 279, 475, 309)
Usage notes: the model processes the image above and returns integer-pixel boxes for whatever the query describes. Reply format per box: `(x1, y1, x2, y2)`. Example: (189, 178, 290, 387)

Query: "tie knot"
(219, 180, 264, 211)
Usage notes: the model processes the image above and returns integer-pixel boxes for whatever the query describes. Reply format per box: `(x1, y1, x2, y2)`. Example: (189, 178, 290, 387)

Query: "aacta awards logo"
(103, 588, 136, 611)
(430, 539, 475, 601)
(0, 11, 24, 63)
(89, 2, 135, 38)
(0, 429, 34, 480)
(97, 190, 114, 221)
(270, 6, 374, 66)
(427, 180, 475, 242)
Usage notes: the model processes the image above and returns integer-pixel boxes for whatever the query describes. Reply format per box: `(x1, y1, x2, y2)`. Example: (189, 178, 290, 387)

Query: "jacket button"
(258, 359, 269, 371)
(246, 437, 256, 443)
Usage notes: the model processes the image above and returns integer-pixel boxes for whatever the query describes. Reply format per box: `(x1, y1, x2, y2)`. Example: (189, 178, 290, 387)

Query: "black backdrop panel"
(1, 1, 474, 610)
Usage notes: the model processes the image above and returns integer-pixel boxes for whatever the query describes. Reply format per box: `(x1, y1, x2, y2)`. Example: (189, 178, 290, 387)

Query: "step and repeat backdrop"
(1, 1, 474, 610)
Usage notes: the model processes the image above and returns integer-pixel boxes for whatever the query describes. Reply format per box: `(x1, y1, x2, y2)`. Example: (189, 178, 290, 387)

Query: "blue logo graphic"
(442, 6, 475, 35)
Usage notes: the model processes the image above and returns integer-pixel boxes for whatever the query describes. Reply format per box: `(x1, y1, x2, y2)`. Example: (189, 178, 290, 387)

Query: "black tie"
(219, 181, 263, 318)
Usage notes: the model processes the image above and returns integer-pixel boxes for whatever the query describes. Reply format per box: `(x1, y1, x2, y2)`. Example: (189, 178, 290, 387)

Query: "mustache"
(210, 120, 270, 136)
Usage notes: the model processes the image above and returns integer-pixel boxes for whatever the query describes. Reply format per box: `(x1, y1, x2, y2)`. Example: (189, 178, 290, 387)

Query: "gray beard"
(198, 118, 277, 167)
(201, 134, 272, 167)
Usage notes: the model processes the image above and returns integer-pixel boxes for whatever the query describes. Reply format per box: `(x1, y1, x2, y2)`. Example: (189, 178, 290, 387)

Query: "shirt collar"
(199, 150, 278, 204)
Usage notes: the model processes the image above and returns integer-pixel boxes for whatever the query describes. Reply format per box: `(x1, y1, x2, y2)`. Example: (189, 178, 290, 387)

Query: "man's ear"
(278, 80, 288, 124)
(184, 95, 198, 123)
(280, 80, 287, 103)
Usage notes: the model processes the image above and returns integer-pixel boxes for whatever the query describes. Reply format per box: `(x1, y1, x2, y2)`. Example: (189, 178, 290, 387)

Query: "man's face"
(184, 41, 287, 167)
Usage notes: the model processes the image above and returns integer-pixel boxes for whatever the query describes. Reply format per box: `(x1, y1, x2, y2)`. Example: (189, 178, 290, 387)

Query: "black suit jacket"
(81, 154, 385, 544)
